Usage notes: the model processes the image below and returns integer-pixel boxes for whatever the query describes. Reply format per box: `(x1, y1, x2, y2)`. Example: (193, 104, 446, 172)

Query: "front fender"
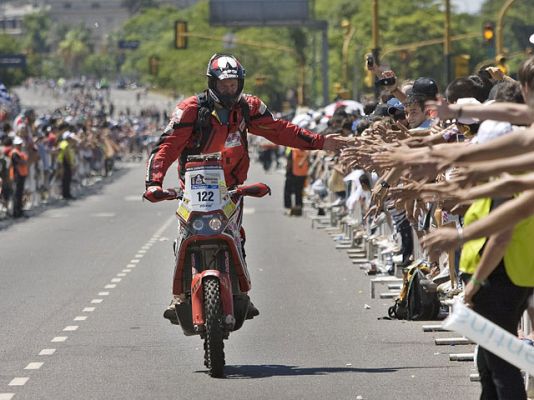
(191, 270, 234, 326)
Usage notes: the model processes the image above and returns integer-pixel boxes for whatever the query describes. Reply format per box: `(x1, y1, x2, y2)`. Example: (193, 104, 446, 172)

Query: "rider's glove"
(143, 185, 175, 202)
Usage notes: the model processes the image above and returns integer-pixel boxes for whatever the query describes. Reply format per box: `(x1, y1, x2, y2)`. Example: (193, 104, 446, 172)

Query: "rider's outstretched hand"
(323, 134, 352, 152)
(143, 186, 177, 202)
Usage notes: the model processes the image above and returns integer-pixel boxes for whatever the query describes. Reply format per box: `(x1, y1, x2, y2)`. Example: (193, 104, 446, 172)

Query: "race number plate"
(184, 165, 226, 212)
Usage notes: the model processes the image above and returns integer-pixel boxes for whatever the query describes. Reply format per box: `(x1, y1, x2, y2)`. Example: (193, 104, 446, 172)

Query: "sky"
(451, 0, 484, 14)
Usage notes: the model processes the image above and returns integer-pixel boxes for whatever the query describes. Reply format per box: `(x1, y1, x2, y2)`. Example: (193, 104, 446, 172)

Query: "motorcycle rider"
(144, 53, 349, 323)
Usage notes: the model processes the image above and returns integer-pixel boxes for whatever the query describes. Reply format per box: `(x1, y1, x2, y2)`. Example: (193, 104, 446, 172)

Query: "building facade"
(1, 0, 198, 43)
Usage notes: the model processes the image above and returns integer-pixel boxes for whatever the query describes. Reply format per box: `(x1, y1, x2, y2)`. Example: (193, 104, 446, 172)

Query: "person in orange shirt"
(284, 147, 309, 216)
(9, 136, 29, 218)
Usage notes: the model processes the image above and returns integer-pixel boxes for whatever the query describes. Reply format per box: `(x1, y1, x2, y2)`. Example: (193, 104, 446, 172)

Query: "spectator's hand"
(426, 96, 455, 121)
(419, 181, 465, 203)
(323, 134, 352, 151)
(463, 280, 480, 308)
(420, 226, 460, 258)
(485, 66, 504, 81)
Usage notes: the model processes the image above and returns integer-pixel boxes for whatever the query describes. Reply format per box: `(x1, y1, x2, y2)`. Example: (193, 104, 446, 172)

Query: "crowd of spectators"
(280, 55, 534, 399)
(0, 81, 160, 219)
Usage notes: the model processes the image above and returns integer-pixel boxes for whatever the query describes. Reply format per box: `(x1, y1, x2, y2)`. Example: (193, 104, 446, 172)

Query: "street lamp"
(341, 18, 355, 93)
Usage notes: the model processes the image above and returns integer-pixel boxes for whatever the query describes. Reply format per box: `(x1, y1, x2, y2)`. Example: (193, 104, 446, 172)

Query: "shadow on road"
(197, 364, 400, 379)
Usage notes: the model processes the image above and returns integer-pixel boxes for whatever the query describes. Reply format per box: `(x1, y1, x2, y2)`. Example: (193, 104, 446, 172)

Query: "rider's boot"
(246, 301, 260, 319)
(163, 297, 180, 325)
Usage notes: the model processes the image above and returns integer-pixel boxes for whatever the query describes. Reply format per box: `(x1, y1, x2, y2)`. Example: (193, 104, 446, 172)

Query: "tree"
(57, 28, 91, 76)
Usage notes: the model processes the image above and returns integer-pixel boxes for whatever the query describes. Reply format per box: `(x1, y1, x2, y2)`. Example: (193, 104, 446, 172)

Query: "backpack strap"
(237, 97, 250, 152)
(178, 91, 214, 180)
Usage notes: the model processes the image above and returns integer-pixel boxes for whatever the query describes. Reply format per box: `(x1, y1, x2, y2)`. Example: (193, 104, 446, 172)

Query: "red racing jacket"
(145, 92, 325, 188)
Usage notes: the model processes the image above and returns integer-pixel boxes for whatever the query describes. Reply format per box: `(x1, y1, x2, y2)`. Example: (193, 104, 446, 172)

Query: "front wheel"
(203, 277, 225, 377)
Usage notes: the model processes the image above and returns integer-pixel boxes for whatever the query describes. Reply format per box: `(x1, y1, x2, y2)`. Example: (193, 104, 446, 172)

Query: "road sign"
(0, 54, 26, 68)
(118, 40, 140, 50)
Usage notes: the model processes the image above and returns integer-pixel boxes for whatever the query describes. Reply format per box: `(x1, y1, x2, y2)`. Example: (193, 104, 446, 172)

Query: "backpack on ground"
(388, 261, 440, 320)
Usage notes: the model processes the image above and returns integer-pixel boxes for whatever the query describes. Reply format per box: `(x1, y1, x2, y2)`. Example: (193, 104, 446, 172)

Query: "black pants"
(62, 161, 72, 199)
(473, 263, 531, 400)
(284, 174, 306, 209)
(13, 175, 25, 218)
(397, 219, 414, 265)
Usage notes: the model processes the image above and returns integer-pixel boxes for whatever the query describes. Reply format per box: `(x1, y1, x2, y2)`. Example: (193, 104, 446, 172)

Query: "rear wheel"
(203, 277, 225, 377)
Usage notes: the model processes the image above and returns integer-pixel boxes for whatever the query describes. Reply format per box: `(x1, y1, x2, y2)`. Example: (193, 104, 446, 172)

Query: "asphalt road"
(0, 159, 480, 400)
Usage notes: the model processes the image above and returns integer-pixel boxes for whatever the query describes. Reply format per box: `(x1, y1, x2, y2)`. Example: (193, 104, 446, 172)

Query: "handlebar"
(145, 183, 270, 203)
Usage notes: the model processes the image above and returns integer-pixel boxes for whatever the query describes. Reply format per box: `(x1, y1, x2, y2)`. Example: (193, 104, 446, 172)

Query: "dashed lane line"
(2, 216, 176, 398)
(8, 378, 29, 386)
(24, 363, 43, 370)
(63, 326, 79, 332)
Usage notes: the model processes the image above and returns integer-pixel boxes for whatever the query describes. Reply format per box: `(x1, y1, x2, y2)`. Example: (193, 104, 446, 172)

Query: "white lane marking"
(8, 378, 29, 386)
(134, 254, 143, 258)
(243, 208, 255, 215)
(130, 259, 140, 264)
(91, 299, 103, 304)
(83, 307, 95, 312)
(117, 273, 126, 277)
(141, 246, 151, 250)
(126, 264, 136, 268)
(98, 292, 110, 296)
(0, 393, 15, 399)
(105, 284, 116, 289)
(63, 326, 78, 332)
(51, 337, 67, 343)
(74, 316, 87, 321)
(24, 362, 44, 370)
(111, 278, 121, 283)
(122, 269, 131, 273)
(39, 349, 56, 355)
(138, 249, 147, 253)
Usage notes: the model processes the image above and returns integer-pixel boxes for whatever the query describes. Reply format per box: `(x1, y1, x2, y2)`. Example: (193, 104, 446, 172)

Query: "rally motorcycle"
(157, 153, 270, 378)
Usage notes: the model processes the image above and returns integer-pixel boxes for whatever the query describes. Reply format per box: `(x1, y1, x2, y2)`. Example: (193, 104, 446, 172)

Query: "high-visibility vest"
(291, 148, 309, 177)
(9, 148, 28, 179)
(459, 197, 534, 287)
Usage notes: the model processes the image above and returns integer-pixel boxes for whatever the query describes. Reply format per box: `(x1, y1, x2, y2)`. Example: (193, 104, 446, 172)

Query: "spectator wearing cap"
(404, 95, 434, 130)
(410, 77, 439, 101)
(9, 136, 29, 218)
(56, 131, 76, 200)
(386, 97, 408, 127)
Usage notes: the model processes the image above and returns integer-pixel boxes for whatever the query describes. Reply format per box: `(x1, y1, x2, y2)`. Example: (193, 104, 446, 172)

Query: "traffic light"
(483, 22, 495, 44)
(254, 74, 267, 86)
(174, 20, 188, 49)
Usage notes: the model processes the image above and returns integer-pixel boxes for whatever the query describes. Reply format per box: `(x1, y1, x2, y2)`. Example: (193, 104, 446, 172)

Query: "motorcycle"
(152, 152, 270, 377)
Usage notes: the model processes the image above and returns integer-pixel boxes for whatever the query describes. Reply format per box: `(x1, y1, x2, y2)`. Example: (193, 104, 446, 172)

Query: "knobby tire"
(203, 277, 225, 378)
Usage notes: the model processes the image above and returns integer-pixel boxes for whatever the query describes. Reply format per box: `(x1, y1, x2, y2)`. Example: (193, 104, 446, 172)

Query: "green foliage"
(3, 0, 534, 106)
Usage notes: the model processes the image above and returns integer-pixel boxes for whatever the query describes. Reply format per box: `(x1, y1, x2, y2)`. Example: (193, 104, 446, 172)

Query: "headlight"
(192, 219, 204, 231)
(208, 217, 222, 231)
